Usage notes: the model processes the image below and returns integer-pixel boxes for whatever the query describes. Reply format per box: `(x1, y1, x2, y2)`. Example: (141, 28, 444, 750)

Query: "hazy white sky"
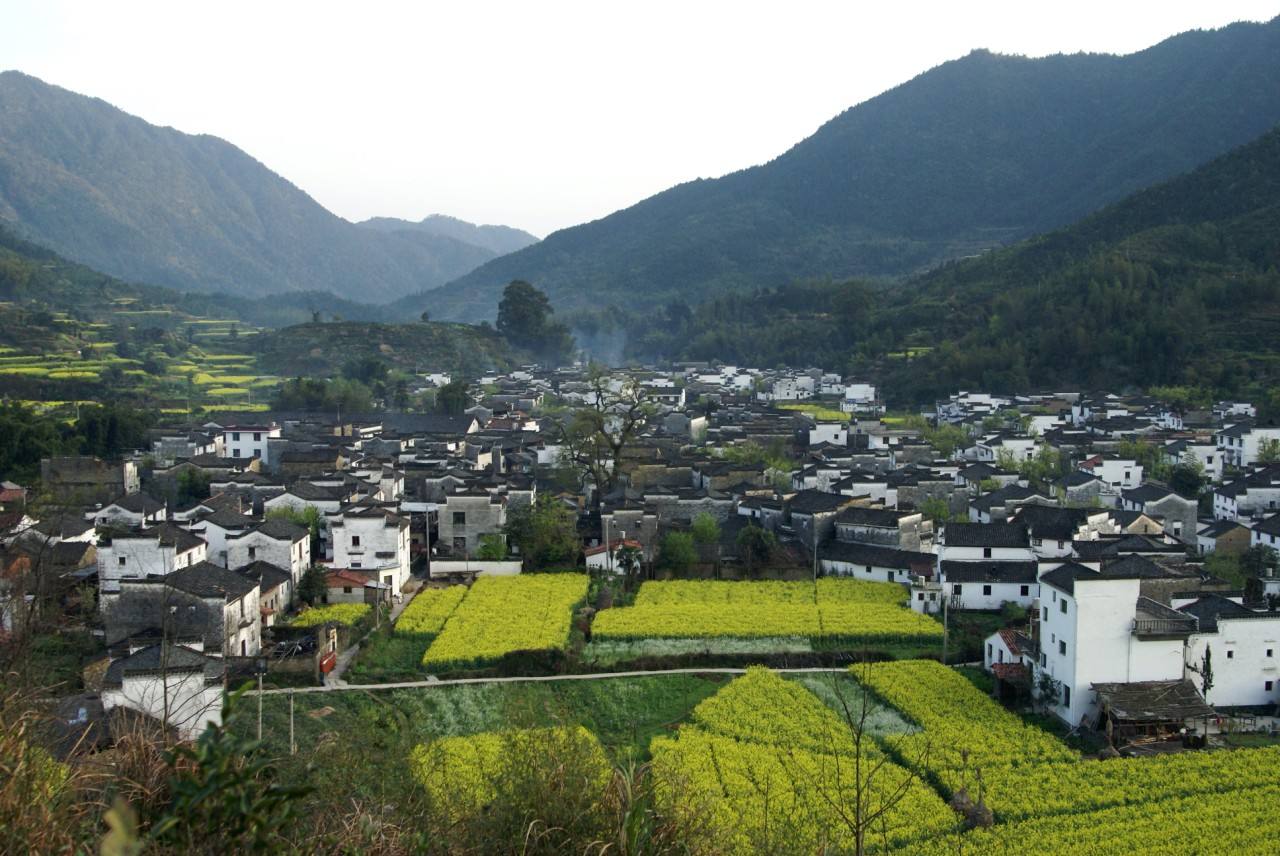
(3, 1, 1277, 236)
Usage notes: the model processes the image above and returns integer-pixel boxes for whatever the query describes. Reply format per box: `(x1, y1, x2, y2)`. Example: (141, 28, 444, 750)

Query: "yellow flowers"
(286, 603, 370, 628)
(421, 574, 589, 670)
(650, 668, 957, 853)
(857, 660, 1077, 775)
(410, 726, 611, 826)
(394, 585, 466, 637)
(591, 579, 941, 644)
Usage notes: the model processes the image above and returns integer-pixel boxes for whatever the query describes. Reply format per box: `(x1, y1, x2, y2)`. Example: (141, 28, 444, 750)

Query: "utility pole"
(942, 588, 950, 666)
(289, 689, 296, 755)
(257, 672, 263, 740)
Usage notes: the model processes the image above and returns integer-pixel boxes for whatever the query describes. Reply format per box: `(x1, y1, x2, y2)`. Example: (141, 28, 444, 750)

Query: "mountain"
(410, 17, 1280, 322)
(0, 71, 502, 302)
(631, 123, 1280, 403)
(358, 214, 538, 256)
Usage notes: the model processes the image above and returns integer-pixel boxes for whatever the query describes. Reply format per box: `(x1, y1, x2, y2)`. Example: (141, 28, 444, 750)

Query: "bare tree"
(550, 365, 656, 508)
(784, 663, 935, 856)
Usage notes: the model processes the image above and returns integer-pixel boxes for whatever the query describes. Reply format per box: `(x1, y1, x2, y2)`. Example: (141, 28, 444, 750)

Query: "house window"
(1043, 607, 1049, 621)
(1227, 650, 1235, 659)
(1267, 681, 1274, 692)
(987, 643, 992, 659)
(453, 537, 466, 552)
(232, 432, 241, 441)
(1267, 649, 1274, 658)
(866, 565, 873, 574)
(1063, 686, 1071, 706)
(1058, 640, 1066, 656)
(982, 547, 992, 558)
(1020, 585, 1030, 596)
(351, 536, 361, 547)
(351, 562, 361, 568)
(254, 432, 261, 441)
(118, 556, 127, 566)
(1060, 599, 1068, 614)
(887, 570, 895, 582)
(1040, 653, 1047, 667)
(982, 584, 992, 596)
(952, 584, 962, 595)
(917, 593, 925, 601)
(453, 511, 466, 526)
(233, 449, 241, 458)
(248, 546, 256, 560)
(343, 586, 352, 594)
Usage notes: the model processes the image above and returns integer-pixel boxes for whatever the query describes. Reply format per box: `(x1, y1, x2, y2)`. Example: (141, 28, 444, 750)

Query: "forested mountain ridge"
(627, 123, 1280, 403)
(409, 17, 1280, 322)
(357, 214, 538, 256)
(0, 71, 517, 302)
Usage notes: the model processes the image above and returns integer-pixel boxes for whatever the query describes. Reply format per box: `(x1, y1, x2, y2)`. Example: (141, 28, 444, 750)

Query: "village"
(3, 361, 1279, 755)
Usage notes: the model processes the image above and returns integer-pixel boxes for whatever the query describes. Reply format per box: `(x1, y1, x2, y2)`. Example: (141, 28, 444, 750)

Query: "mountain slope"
(413, 17, 1280, 322)
(0, 71, 501, 302)
(358, 214, 538, 256)
(629, 124, 1280, 402)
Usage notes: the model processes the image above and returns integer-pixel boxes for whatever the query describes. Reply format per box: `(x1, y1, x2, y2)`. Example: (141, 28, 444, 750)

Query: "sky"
(2, 1, 1277, 237)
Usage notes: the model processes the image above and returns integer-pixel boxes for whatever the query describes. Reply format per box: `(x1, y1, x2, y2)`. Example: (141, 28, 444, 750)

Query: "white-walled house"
(1079, 456, 1143, 493)
(1180, 595, 1280, 708)
(1216, 422, 1280, 469)
(97, 525, 208, 595)
(93, 494, 167, 529)
(1036, 563, 1195, 727)
(820, 542, 936, 585)
(330, 507, 411, 592)
(189, 509, 256, 568)
(938, 522, 1034, 564)
(226, 519, 310, 588)
(221, 424, 282, 465)
(942, 560, 1039, 610)
(101, 643, 223, 740)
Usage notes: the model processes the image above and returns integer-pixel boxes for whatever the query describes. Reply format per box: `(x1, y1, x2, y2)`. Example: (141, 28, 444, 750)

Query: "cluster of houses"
(4, 368, 1280, 742)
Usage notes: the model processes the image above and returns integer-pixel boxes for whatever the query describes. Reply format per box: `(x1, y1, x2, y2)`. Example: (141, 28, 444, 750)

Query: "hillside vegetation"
(410, 17, 1280, 321)
(622, 123, 1280, 403)
(254, 320, 515, 379)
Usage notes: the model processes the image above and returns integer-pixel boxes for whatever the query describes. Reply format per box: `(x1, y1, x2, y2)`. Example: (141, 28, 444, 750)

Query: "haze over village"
(2, 3, 1280, 854)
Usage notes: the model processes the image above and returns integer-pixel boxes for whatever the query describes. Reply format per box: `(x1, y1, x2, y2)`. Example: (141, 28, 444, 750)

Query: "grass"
(1223, 733, 1280, 748)
(787, 672, 916, 736)
(250, 673, 727, 766)
(346, 630, 433, 684)
(581, 636, 814, 667)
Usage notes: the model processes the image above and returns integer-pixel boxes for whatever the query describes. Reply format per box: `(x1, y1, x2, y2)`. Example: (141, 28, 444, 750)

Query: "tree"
(656, 532, 696, 575)
(1169, 452, 1206, 498)
(436, 379, 470, 415)
(1192, 644, 1214, 703)
(1240, 544, 1280, 579)
(296, 565, 328, 607)
(495, 280, 574, 363)
(1259, 438, 1280, 465)
(919, 497, 955, 524)
(785, 665, 939, 856)
(613, 543, 642, 584)
(690, 513, 721, 545)
(550, 366, 655, 507)
(419, 310, 431, 323)
(504, 495, 580, 570)
(476, 533, 507, 561)
(736, 524, 777, 574)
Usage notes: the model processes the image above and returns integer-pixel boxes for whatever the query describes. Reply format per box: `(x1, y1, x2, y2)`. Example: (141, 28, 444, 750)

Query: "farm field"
(420, 573, 589, 671)
(248, 661, 1280, 854)
(774, 400, 849, 421)
(590, 578, 942, 648)
(0, 301, 279, 414)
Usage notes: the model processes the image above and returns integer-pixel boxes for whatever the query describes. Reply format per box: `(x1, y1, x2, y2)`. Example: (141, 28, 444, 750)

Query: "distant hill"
(409, 17, 1280, 322)
(254, 321, 514, 379)
(0, 71, 512, 302)
(0, 222, 383, 329)
(633, 124, 1280, 402)
(358, 214, 538, 256)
